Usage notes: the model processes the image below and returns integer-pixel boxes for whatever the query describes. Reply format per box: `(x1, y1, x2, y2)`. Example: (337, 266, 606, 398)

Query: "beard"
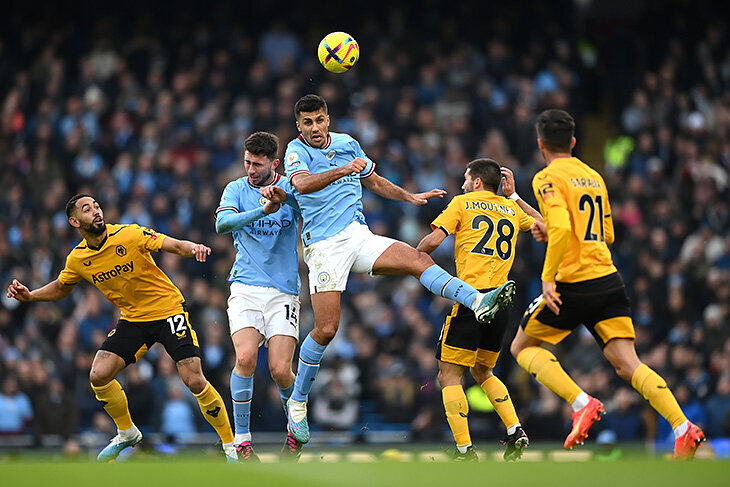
(82, 220, 106, 235)
(252, 170, 273, 186)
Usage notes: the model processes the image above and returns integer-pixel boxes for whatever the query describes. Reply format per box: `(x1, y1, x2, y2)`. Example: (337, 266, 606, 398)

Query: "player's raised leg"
(511, 327, 604, 450)
(267, 334, 301, 460)
(371, 241, 515, 323)
(176, 357, 236, 462)
(287, 291, 340, 443)
(230, 328, 262, 461)
(603, 337, 705, 459)
(90, 351, 143, 462)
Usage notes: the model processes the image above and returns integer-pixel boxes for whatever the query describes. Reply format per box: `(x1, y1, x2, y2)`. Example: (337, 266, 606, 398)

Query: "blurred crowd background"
(0, 0, 728, 454)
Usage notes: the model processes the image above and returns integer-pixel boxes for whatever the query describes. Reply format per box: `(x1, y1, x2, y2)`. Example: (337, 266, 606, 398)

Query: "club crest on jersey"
(326, 150, 336, 160)
(259, 196, 268, 206)
(116, 245, 127, 257)
(317, 272, 331, 284)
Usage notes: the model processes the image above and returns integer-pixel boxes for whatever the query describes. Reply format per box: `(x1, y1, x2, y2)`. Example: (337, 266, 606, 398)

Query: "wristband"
(509, 192, 520, 201)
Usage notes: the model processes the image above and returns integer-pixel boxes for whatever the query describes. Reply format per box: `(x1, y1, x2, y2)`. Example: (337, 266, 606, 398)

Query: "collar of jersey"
(298, 133, 332, 150)
(247, 173, 281, 189)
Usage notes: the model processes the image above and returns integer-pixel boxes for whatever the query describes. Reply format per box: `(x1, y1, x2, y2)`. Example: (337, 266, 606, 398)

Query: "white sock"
(471, 293, 484, 311)
(673, 420, 689, 439)
(457, 443, 472, 454)
(234, 433, 252, 444)
(118, 425, 139, 440)
(571, 392, 590, 412)
(223, 442, 236, 457)
(507, 424, 521, 436)
(289, 399, 308, 422)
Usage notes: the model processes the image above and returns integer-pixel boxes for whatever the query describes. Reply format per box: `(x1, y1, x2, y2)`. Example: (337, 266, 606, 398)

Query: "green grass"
(1, 452, 728, 487)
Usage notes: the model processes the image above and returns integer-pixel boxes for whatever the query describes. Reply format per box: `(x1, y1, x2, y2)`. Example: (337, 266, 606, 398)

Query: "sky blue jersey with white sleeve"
(215, 174, 300, 295)
(284, 132, 375, 245)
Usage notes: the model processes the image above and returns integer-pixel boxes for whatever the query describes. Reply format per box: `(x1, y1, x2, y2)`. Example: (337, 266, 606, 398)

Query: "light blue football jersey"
(284, 132, 375, 245)
(216, 174, 300, 295)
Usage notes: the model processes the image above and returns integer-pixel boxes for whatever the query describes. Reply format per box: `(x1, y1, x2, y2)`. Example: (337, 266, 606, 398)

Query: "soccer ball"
(317, 32, 359, 73)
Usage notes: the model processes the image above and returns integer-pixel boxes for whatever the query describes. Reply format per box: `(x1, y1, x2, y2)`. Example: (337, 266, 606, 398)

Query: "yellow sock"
(442, 385, 471, 447)
(91, 380, 133, 430)
(631, 364, 687, 429)
(516, 347, 583, 404)
(194, 382, 234, 444)
(481, 376, 520, 430)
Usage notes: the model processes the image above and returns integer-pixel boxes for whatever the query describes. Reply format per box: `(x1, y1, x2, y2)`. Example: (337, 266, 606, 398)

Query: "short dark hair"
(466, 159, 501, 192)
(294, 94, 328, 118)
(65, 194, 94, 218)
(244, 131, 279, 161)
(536, 109, 575, 153)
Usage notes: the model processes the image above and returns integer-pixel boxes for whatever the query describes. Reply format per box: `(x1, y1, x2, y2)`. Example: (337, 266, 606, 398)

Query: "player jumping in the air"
(262, 94, 516, 444)
(418, 159, 543, 461)
(510, 109, 706, 459)
(216, 132, 304, 461)
(6, 195, 237, 462)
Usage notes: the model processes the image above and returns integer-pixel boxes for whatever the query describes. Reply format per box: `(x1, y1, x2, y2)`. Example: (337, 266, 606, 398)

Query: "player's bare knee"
(182, 373, 207, 394)
(235, 352, 257, 375)
(470, 365, 493, 384)
(269, 363, 293, 386)
(510, 340, 523, 358)
(313, 322, 338, 344)
(89, 368, 113, 387)
(414, 250, 435, 275)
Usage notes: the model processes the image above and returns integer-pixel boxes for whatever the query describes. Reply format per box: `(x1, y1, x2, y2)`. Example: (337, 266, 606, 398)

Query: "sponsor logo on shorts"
(107, 329, 116, 337)
(317, 272, 331, 284)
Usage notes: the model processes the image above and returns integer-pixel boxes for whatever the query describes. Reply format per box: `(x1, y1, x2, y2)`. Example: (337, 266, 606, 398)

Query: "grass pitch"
(2, 450, 728, 487)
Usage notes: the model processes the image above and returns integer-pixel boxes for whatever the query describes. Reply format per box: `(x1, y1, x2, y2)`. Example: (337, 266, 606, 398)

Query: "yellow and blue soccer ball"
(317, 32, 359, 73)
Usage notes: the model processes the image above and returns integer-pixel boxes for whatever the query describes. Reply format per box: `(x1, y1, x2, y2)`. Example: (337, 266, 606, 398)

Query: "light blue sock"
(291, 334, 327, 402)
(278, 383, 294, 411)
(230, 372, 253, 436)
(419, 264, 479, 308)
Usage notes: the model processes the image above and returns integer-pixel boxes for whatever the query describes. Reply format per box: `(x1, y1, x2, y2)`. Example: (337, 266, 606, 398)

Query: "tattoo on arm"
(98, 351, 112, 359)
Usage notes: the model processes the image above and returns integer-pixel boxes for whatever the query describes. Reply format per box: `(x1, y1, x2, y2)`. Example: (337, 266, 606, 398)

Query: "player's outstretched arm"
(416, 228, 448, 254)
(290, 158, 367, 194)
(362, 172, 446, 205)
(160, 237, 211, 262)
(6, 279, 73, 302)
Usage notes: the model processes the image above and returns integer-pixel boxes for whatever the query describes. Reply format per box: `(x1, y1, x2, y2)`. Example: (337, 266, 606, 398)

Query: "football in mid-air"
(317, 32, 359, 73)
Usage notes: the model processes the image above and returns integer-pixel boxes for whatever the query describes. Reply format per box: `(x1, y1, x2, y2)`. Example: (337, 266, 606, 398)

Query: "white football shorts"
(303, 221, 398, 294)
(227, 282, 300, 346)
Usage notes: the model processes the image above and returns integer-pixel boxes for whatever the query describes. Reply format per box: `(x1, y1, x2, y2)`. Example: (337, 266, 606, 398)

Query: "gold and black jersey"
(431, 191, 535, 289)
(532, 157, 617, 283)
(58, 224, 184, 321)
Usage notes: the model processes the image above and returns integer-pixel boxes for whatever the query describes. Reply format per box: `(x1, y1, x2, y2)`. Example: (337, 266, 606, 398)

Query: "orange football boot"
(564, 396, 605, 450)
(674, 422, 706, 460)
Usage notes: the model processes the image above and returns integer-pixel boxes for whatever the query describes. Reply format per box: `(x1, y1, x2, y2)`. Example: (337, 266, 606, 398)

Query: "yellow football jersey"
(532, 157, 616, 283)
(58, 224, 185, 321)
(431, 191, 535, 289)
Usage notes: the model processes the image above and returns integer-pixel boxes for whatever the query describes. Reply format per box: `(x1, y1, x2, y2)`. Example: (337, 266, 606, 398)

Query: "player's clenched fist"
(345, 157, 367, 174)
(260, 186, 288, 203)
(191, 244, 211, 262)
(7, 279, 32, 301)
